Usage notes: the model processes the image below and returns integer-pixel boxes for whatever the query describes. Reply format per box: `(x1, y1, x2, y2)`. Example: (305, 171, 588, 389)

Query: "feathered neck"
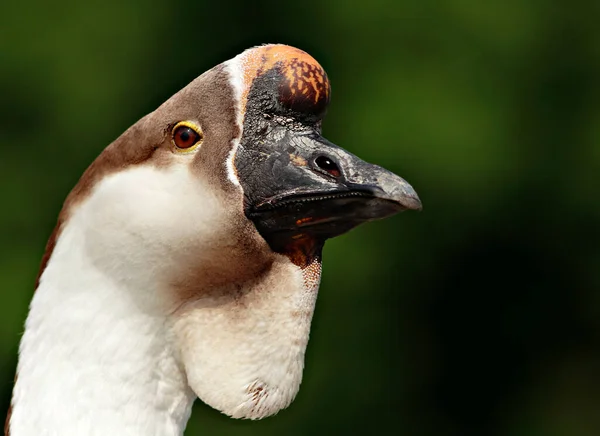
(9, 211, 195, 436)
(8, 165, 322, 435)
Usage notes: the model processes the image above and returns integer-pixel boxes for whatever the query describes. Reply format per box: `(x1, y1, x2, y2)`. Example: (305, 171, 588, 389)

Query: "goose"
(5, 44, 421, 436)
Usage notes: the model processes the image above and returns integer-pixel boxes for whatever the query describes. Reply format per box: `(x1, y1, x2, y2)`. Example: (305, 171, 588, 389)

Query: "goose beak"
(238, 127, 421, 250)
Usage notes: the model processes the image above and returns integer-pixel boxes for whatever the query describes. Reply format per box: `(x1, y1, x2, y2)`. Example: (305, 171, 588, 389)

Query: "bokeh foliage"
(1, 1, 599, 435)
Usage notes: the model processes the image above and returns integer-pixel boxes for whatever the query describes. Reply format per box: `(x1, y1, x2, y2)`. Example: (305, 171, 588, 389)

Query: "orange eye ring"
(172, 121, 203, 151)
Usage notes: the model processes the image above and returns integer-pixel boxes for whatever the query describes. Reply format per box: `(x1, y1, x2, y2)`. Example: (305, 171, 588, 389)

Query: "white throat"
(9, 165, 321, 435)
(10, 209, 195, 436)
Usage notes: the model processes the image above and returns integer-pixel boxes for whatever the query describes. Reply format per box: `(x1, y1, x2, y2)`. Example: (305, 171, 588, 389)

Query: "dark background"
(1, 1, 599, 435)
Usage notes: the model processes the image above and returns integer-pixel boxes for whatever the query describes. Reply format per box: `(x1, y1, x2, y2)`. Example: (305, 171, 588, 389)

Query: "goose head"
(7, 44, 420, 435)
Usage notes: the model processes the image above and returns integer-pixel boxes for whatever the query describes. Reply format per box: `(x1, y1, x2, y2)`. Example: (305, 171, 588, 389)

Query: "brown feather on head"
(238, 45, 331, 119)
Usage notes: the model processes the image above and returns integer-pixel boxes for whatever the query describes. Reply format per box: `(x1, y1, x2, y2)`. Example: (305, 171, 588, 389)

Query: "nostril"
(315, 156, 342, 178)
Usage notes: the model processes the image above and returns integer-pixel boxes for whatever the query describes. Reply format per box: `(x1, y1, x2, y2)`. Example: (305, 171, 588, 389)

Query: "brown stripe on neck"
(4, 402, 11, 436)
(33, 114, 166, 290)
(5, 116, 165, 436)
(34, 222, 62, 290)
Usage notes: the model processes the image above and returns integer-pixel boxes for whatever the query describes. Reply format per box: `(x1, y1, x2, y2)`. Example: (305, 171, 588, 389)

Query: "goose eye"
(172, 122, 202, 151)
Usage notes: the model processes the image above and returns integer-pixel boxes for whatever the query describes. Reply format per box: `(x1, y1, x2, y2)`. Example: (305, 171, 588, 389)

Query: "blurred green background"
(1, 0, 599, 435)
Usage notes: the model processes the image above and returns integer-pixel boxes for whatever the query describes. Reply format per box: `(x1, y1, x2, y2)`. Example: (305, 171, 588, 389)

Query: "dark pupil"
(175, 126, 198, 148)
(179, 130, 190, 142)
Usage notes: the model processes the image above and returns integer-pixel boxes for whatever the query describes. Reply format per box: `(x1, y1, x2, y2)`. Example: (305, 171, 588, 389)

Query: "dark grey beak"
(341, 156, 422, 213)
(235, 127, 421, 252)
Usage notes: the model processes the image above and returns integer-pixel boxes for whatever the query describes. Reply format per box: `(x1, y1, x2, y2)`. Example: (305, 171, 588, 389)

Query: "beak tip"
(370, 173, 422, 213)
(403, 194, 423, 211)
(391, 180, 421, 212)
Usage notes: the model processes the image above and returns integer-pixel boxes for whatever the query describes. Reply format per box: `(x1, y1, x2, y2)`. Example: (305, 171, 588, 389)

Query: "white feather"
(10, 163, 318, 435)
